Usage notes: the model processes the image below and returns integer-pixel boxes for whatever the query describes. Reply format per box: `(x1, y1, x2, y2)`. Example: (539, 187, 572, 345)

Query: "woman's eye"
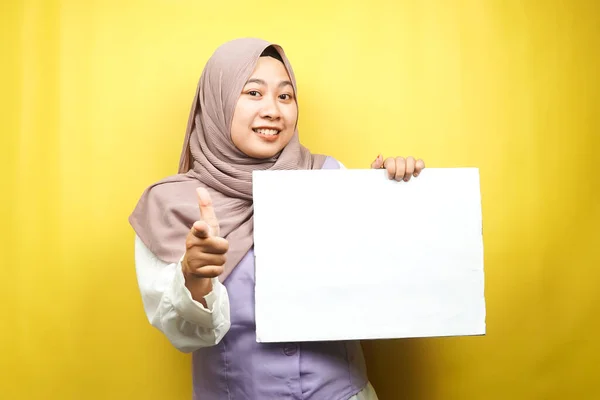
(248, 90, 260, 96)
(279, 94, 292, 100)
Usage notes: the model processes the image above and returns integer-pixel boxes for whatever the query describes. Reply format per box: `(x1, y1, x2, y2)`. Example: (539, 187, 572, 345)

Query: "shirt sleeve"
(134, 234, 231, 353)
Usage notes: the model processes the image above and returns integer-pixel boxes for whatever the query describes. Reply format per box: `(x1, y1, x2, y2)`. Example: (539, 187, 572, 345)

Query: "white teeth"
(254, 128, 279, 136)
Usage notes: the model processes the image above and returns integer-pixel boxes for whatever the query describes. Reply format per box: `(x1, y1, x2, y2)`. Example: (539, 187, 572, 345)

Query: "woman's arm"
(134, 234, 231, 353)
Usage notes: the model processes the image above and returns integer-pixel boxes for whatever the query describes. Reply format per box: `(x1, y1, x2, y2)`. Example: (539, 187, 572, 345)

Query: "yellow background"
(2, 0, 599, 399)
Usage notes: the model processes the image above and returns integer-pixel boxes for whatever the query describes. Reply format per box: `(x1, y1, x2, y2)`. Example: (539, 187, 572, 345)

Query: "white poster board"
(252, 168, 486, 343)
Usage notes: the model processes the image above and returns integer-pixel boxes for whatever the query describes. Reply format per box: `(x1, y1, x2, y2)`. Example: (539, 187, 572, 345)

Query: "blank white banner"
(253, 168, 486, 343)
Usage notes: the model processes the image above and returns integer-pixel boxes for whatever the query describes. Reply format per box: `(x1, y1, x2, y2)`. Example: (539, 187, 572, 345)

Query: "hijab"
(129, 38, 327, 282)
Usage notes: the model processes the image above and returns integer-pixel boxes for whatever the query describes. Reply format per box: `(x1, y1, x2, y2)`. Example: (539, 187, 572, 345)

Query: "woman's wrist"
(183, 269, 214, 307)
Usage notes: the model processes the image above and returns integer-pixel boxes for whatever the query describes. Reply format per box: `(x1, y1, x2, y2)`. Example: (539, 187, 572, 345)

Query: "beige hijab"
(129, 38, 327, 282)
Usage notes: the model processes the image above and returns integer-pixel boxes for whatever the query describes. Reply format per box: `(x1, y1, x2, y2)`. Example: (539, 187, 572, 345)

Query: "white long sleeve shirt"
(134, 234, 230, 352)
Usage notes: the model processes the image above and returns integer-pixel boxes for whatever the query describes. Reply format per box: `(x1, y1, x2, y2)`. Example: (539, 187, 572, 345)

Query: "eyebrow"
(245, 78, 293, 89)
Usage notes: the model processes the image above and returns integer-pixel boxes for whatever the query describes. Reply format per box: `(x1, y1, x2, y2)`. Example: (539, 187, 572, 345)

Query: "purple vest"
(192, 157, 369, 400)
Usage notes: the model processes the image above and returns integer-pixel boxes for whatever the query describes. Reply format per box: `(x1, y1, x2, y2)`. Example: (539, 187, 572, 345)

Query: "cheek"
(232, 102, 249, 126)
(231, 102, 253, 137)
(284, 104, 299, 127)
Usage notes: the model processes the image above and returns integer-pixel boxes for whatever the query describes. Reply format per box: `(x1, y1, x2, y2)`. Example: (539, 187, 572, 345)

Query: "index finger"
(415, 159, 425, 176)
(196, 187, 220, 237)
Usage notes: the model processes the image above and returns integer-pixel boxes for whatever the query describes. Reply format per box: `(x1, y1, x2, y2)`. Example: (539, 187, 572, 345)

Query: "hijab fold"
(129, 38, 326, 282)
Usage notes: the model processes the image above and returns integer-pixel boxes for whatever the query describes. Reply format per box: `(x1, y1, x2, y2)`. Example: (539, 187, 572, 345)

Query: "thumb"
(371, 154, 384, 169)
(196, 187, 220, 237)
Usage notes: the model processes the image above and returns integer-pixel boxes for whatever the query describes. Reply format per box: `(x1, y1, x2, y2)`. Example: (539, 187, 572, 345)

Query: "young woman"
(130, 38, 425, 400)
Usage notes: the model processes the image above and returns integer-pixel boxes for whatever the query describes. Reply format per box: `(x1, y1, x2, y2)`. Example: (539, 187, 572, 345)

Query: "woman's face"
(230, 56, 297, 159)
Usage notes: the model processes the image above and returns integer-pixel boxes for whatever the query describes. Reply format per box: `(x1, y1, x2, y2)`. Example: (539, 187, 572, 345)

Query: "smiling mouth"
(252, 128, 280, 136)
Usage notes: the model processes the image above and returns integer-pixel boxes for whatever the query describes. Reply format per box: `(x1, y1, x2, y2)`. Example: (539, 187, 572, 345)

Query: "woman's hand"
(182, 187, 229, 306)
(371, 154, 426, 182)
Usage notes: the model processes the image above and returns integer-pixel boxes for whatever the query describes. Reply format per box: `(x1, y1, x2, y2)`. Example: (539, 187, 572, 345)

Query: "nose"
(259, 94, 281, 120)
